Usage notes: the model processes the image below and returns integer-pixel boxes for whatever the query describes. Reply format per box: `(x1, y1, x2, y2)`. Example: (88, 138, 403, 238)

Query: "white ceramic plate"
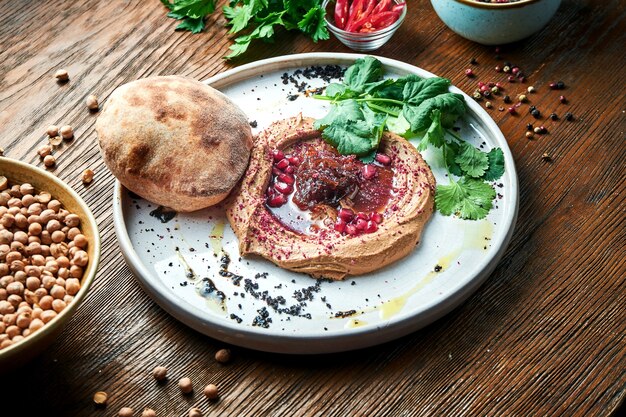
(112, 53, 518, 354)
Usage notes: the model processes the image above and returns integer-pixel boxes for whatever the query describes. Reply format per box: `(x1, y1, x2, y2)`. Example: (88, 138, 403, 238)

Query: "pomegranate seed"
(267, 193, 287, 207)
(355, 219, 367, 230)
(276, 158, 289, 170)
(345, 224, 358, 236)
(278, 173, 294, 185)
(365, 221, 378, 233)
(274, 182, 293, 195)
(495, 66, 502, 72)
(272, 149, 284, 161)
(478, 81, 485, 88)
(288, 156, 300, 166)
(272, 166, 282, 176)
(356, 212, 369, 220)
(511, 67, 519, 75)
(508, 107, 517, 115)
(361, 164, 377, 179)
(508, 76, 515, 83)
(549, 82, 558, 89)
(334, 219, 346, 233)
(465, 69, 474, 77)
(559, 95, 567, 104)
(496, 82, 504, 89)
(285, 165, 295, 174)
(487, 81, 495, 87)
(375, 153, 391, 165)
(371, 212, 383, 223)
(480, 85, 489, 92)
(338, 208, 354, 222)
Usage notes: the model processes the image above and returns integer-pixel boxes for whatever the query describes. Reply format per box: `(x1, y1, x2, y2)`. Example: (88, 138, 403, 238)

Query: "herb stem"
(365, 102, 400, 117)
(446, 129, 463, 143)
(356, 97, 405, 107)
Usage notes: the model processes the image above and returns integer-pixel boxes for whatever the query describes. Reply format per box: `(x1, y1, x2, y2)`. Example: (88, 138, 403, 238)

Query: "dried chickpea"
(0, 229, 12, 244)
(71, 250, 88, 267)
(59, 125, 73, 140)
(54, 69, 69, 81)
(64, 214, 80, 227)
(189, 408, 203, 417)
(29, 318, 44, 331)
(7, 294, 22, 307)
(203, 384, 219, 400)
(13, 231, 28, 244)
(52, 299, 66, 313)
(40, 309, 57, 323)
(38, 192, 52, 204)
(28, 223, 42, 236)
(178, 377, 193, 394)
(37, 145, 52, 158)
(86, 95, 99, 111)
(141, 409, 156, 417)
(51, 230, 65, 243)
(46, 125, 59, 137)
(5, 325, 20, 339)
(21, 194, 37, 207)
(43, 155, 56, 167)
(0, 323, 4, 334)
(82, 169, 94, 184)
(16, 312, 31, 329)
(152, 365, 167, 381)
(69, 265, 83, 278)
(118, 407, 134, 417)
(93, 391, 108, 406)
(50, 285, 65, 299)
(215, 348, 231, 363)
(0, 339, 13, 348)
(6, 281, 24, 295)
(63, 294, 73, 304)
(39, 295, 53, 310)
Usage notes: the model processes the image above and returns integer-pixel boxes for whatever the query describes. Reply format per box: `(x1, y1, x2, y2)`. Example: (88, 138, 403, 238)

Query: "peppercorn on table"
(0, 0, 624, 416)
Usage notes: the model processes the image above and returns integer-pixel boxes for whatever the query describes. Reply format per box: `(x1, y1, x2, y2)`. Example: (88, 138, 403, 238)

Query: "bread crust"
(96, 76, 253, 212)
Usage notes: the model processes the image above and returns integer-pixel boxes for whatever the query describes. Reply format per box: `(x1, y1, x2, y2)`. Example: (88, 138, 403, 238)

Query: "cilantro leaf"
(443, 141, 463, 177)
(483, 147, 505, 181)
(403, 77, 451, 106)
(314, 99, 363, 130)
(169, 0, 216, 19)
(403, 92, 466, 133)
(297, 6, 329, 42)
(435, 178, 496, 220)
(417, 109, 445, 151)
(386, 113, 410, 136)
(455, 142, 489, 178)
(343, 56, 384, 93)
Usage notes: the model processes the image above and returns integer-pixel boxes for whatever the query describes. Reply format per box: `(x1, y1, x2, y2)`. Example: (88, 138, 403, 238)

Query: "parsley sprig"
(160, 0, 329, 59)
(314, 56, 505, 220)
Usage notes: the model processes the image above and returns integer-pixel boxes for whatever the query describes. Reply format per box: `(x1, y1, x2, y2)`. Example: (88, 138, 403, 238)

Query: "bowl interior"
(0, 157, 101, 370)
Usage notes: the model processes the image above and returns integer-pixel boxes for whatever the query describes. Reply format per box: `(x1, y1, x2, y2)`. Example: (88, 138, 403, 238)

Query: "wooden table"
(1, 0, 624, 415)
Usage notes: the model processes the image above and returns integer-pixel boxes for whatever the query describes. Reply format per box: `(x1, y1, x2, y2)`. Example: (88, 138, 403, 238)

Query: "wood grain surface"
(0, 0, 624, 416)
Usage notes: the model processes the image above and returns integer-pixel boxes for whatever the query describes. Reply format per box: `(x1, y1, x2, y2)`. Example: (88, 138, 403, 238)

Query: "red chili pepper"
(334, 0, 349, 30)
(363, 10, 400, 31)
(346, 0, 377, 32)
(345, 0, 365, 31)
(391, 2, 406, 14)
(372, 0, 392, 15)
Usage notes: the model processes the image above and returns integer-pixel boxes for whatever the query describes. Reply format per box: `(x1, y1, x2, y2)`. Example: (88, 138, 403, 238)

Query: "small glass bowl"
(323, 0, 407, 52)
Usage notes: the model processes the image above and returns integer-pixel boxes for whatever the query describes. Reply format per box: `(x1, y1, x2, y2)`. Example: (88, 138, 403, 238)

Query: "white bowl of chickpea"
(0, 157, 100, 371)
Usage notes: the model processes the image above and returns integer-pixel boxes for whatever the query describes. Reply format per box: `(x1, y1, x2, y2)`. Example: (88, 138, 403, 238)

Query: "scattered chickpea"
(59, 125, 74, 140)
(141, 409, 156, 417)
(82, 169, 94, 184)
(37, 145, 52, 158)
(48, 136, 63, 146)
(43, 155, 56, 168)
(119, 407, 134, 417)
(152, 365, 167, 381)
(93, 391, 108, 406)
(46, 125, 59, 137)
(40, 309, 57, 323)
(518, 94, 528, 103)
(526, 131, 534, 139)
(86, 95, 99, 111)
(527, 86, 536, 93)
(178, 377, 193, 394)
(215, 348, 231, 364)
(54, 69, 69, 81)
(203, 384, 219, 400)
(189, 408, 203, 417)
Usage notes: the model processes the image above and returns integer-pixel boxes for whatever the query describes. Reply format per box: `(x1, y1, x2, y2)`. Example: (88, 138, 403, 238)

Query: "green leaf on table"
(168, 0, 216, 19)
(297, 6, 330, 42)
(435, 177, 496, 220)
(175, 16, 205, 33)
(223, 4, 253, 32)
(455, 142, 489, 178)
(482, 147, 505, 181)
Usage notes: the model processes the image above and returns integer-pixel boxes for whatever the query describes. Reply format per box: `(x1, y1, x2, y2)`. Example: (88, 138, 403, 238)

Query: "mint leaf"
(298, 6, 329, 42)
(455, 142, 489, 178)
(435, 178, 496, 220)
(483, 147, 505, 181)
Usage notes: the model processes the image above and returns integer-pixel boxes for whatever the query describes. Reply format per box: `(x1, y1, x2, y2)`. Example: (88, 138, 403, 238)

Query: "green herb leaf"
(314, 99, 363, 130)
(417, 109, 445, 151)
(403, 92, 466, 133)
(169, 0, 216, 19)
(175, 16, 206, 33)
(403, 77, 451, 106)
(343, 56, 385, 93)
(297, 6, 329, 42)
(483, 147, 505, 181)
(435, 178, 496, 220)
(386, 113, 411, 136)
(455, 142, 489, 178)
(443, 141, 463, 177)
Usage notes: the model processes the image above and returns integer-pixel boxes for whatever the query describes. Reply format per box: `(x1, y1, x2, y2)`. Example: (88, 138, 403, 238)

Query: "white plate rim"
(111, 52, 519, 354)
